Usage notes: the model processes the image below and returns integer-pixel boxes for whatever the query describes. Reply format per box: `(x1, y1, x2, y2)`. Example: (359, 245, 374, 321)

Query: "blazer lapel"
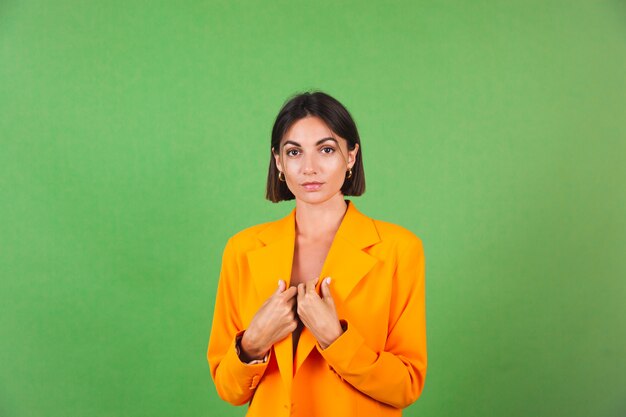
(246, 208, 296, 394)
(294, 200, 381, 371)
(245, 201, 382, 385)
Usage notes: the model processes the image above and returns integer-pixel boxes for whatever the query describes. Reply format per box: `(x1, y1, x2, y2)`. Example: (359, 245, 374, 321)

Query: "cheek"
(326, 156, 346, 172)
(281, 158, 300, 173)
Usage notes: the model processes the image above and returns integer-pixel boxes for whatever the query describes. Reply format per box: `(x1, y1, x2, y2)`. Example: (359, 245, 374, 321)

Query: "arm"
(207, 238, 270, 406)
(319, 237, 427, 409)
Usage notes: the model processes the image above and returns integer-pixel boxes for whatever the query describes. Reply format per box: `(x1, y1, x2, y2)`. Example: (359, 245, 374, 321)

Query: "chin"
(298, 196, 329, 205)
(293, 190, 344, 206)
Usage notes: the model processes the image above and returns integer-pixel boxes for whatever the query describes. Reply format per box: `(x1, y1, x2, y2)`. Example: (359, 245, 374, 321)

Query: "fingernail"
(325, 277, 331, 284)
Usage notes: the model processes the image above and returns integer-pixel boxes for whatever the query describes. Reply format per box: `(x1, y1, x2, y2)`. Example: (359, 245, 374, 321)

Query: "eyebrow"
(282, 137, 338, 148)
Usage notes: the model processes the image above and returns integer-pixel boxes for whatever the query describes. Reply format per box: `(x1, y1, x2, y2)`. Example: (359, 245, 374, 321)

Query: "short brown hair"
(266, 91, 366, 202)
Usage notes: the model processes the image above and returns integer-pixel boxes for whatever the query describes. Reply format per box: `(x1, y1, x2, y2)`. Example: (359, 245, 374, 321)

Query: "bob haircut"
(266, 91, 366, 202)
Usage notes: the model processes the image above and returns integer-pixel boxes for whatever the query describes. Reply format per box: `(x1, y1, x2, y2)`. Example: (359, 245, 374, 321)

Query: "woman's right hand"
(240, 280, 298, 361)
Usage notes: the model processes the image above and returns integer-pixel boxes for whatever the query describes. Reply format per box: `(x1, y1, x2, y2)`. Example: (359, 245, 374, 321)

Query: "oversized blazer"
(207, 200, 427, 417)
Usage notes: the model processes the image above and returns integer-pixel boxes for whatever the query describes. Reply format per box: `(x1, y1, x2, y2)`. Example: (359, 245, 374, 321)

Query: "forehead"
(282, 116, 339, 145)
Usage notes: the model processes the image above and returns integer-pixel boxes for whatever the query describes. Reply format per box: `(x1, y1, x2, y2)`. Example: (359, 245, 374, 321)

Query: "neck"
(294, 194, 349, 240)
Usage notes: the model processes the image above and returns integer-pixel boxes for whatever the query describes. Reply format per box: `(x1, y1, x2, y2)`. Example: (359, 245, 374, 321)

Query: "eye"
(286, 148, 301, 157)
(321, 146, 335, 154)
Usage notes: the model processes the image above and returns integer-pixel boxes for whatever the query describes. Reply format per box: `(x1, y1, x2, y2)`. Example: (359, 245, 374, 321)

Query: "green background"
(1, 1, 624, 416)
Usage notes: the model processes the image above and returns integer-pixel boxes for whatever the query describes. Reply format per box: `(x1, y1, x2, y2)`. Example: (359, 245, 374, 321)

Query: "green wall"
(1, 1, 624, 416)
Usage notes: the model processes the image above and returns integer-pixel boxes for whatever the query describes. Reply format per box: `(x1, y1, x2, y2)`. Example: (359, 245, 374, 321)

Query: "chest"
(289, 237, 333, 286)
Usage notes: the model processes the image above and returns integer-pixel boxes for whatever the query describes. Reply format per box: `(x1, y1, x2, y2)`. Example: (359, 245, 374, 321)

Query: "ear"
(347, 143, 359, 169)
(272, 147, 283, 172)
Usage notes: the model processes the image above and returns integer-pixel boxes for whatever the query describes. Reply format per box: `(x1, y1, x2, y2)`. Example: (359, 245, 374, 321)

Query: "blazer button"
(249, 375, 259, 389)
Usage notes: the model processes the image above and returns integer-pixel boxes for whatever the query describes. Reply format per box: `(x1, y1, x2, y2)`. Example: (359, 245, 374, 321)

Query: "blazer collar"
(246, 200, 381, 389)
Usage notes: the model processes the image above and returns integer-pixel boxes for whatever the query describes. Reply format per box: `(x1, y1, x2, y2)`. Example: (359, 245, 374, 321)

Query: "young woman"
(207, 91, 427, 416)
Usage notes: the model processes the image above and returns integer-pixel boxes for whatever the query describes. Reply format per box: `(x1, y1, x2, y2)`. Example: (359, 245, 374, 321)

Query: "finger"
(276, 279, 286, 294)
(297, 283, 305, 301)
(321, 277, 335, 306)
(282, 285, 298, 299)
(288, 321, 298, 333)
(306, 277, 319, 294)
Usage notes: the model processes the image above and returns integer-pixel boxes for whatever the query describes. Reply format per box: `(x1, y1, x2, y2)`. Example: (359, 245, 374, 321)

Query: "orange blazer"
(207, 200, 427, 417)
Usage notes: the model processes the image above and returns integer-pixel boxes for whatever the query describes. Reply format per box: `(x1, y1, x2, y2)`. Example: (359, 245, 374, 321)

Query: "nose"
(302, 152, 318, 175)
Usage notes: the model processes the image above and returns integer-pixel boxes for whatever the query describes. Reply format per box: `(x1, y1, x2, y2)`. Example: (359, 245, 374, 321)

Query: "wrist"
(319, 321, 345, 350)
(240, 331, 267, 361)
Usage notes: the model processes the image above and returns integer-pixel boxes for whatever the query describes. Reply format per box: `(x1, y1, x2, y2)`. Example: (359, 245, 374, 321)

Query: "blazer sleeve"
(319, 236, 427, 409)
(207, 238, 271, 406)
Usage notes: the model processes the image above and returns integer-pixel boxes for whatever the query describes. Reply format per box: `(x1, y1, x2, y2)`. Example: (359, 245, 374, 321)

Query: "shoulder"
(370, 218, 424, 253)
(230, 221, 271, 241)
(372, 218, 422, 244)
(224, 223, 266, 250)
(223, 217, 279, 253)
(349, 201, 422, 249)
(366, 218, 425, 273)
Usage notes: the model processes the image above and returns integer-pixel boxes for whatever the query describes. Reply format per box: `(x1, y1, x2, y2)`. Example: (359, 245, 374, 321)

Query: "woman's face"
(273, 116, 359, 205)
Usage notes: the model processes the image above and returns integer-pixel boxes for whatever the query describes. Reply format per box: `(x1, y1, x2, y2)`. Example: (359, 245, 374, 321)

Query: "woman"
(207, 91, 427, 416)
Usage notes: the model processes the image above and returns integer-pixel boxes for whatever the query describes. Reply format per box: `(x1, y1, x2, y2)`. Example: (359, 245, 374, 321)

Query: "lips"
(301, 182, 323, 191)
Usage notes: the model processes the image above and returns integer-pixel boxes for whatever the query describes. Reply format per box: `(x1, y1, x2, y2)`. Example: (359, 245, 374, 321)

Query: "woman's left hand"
(296, 277, 344, 349)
